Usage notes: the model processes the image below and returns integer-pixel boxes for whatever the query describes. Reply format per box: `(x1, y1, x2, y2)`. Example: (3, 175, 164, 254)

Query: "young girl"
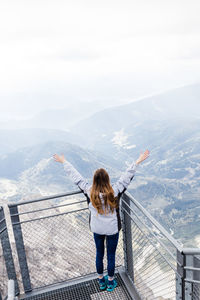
(53, 149, 149, 292)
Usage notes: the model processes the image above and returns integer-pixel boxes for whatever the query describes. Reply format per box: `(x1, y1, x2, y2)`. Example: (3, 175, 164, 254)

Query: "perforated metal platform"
(20, 273, 133, 300)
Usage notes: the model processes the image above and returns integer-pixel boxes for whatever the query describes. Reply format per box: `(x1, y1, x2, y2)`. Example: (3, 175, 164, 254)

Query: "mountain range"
(0, 98, 133, 131)
(0, 141, 121, 204)
(0, 83, 200, 247)
(70, 83, 200, 150)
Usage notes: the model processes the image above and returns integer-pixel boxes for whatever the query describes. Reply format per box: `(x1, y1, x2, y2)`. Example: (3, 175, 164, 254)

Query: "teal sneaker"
(107, 279, 117, 292)
(99, 276, 108, 290)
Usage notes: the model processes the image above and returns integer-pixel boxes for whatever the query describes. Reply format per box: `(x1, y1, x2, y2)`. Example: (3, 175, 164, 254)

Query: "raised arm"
(113, 149, 150, 196)
(53, 154, 90, 196)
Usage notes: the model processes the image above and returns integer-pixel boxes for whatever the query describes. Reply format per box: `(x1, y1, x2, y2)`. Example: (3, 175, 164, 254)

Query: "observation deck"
(1, 190, 200, 300)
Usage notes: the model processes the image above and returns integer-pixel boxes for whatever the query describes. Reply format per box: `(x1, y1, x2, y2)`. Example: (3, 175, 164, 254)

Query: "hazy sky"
(0, 0, 200, 120)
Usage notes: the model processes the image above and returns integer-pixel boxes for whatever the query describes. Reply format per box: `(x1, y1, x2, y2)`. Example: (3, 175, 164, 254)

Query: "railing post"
(177, 249, 195, 300)
(9, 205, 32, 293)
(0, 207, 19, 296)
(7, 280, 15, 300)
(176, 249, 184, 299)
(121, 193, 134, 282)
(193, 255, 200, 298)
(184, 254, 193, 299)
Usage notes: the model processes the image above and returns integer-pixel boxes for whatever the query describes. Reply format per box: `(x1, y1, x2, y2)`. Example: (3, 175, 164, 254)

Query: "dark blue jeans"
(93, 232, 119, 277)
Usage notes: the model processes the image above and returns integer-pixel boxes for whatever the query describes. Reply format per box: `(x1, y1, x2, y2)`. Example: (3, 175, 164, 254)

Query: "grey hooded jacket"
(63, 161, 138, 235)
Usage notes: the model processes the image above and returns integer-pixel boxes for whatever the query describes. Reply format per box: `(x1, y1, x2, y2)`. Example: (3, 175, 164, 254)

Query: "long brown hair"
(90, 168, 117, 215)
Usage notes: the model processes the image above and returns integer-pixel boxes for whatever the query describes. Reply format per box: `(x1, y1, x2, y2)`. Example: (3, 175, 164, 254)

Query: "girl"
(53, 149, 149, 292)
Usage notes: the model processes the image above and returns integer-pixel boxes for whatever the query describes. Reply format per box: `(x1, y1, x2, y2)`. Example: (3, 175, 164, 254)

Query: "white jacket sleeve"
(63, 160, 90, 196)
(113, 162, 138, 196)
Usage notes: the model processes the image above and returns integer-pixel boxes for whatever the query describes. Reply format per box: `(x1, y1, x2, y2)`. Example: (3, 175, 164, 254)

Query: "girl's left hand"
(53, 154, 66, 163)
(136, 149, 150, 165)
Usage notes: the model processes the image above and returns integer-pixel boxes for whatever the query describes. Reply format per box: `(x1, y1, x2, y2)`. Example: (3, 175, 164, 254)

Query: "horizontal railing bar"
(129, 222, 139, 240)
(26, 270, 99, 293)
(124, 192, 182, 252)
(122, 199, 178, 263)
(137, 272, 175, 292)
(0, 227, 7, 235)
(132, 228, 152, 249)
(0, 218, 5, 224)
(145, 291, 175, 300)
(136, 271, 175, 291)
(134, 247, 154, 268)
(135, 252, 168, 278)
(121, 198, 179, 266)
(185, 278, 200, 284)
(182, 248, 200, 255)
(134, 245, 169, 274)
(136, 256, 174, 281)
(132, 239, 151, 260)
(122, 206, 178, 275)
(184, 266, 200, 271)
(132, 232, 148, 249)
(14, 199, 87, 216)
(144, 282, 175, 299)
(12, 207, 88, 225)
(8, 190, 83, 207)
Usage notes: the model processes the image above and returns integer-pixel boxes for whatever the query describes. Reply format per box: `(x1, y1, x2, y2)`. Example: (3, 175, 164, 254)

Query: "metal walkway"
(18, 272, 139, 300)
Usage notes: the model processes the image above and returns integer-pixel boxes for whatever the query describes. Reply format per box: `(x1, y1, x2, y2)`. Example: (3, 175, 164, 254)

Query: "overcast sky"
(0, 0, 200, 121)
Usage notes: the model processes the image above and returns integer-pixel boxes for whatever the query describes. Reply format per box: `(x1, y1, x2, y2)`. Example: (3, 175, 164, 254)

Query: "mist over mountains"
(0, 128, 84, 155)
(0, 98, 132, 131)
(70, 83, 200, 147)
(0, 83, 200, 246)
(69, 83, 200, 246)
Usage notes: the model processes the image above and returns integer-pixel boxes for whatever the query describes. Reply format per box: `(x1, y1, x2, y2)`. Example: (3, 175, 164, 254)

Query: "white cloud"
(112, 129, 129, 148)
(0, 0, 200, 120)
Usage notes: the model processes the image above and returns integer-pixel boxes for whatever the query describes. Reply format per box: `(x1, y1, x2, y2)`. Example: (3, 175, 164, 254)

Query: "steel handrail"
(11, 199, 87, 216)
(8, 190, 82, 207)
(184, 267, 200, 271)
(121, 197, 180, 266)
(11, 207, 88, 225)
(121, 205, 179, 275)
(124, 191, 182, 252)
(185, 278, 200, 284)
(182, 248, 200, 255)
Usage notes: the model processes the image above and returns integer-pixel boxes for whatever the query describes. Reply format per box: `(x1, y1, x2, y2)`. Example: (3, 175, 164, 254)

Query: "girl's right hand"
(53, 154, 66, 163)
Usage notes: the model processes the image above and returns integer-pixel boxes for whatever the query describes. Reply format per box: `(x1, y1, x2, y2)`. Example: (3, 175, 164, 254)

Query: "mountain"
(0, 141, 121, 204)
(68, 84, 200, 246)
(0, 128, 85, 155)
(1, 83, 200, 247)
(70, 83, 200, 149)
(0, 99, 131, 131)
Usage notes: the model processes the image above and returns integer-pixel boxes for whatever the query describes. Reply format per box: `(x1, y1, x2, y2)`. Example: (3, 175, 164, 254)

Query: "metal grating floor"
(20, 274, 133, 300)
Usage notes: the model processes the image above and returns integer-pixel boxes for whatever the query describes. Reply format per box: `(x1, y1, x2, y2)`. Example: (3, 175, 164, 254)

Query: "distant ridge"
(0, 128, 84, 155)
(70, 83, 200, 139)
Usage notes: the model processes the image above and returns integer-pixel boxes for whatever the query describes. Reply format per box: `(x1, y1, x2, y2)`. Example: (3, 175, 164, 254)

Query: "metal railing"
(0, 206, 18, 300)
(1, 190, 200, 299)
(8, 191, 124, 293)
(0, 206, 8, 300)
(7, 280, 17, 300)
(182, 249, 200, 300)
(121, 192, 200, 300)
